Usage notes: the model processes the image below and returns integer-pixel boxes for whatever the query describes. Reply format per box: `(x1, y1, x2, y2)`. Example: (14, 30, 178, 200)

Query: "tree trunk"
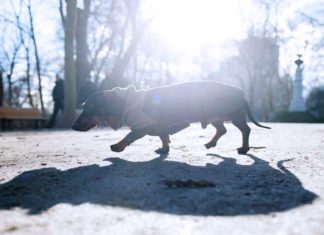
(75, 0, 91, 107)
(7, 74, 13, 106)
(17, 16, 34, 107)
(63, 0, 77, 127)
(25, 46, 34, 107)
(59, 0, 65, 29)
(27, 1, 44, 113)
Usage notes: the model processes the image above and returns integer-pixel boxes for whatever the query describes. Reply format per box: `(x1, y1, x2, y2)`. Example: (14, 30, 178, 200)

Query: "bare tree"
(88, 0, 117, 84)
(0, 0, 51, 109)
(112, 0, 141, 78)
(16, 0, 34, 107)
(5, 41, 21, 106)
(0, 1, 25, 107)
(27, 0, 44, 113)
(78, 0, 146, 90)
(59, 0, 66, 29)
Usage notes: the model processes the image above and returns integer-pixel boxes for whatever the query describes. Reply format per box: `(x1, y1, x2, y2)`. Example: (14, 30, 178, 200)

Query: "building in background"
(215, 35, 291, 121)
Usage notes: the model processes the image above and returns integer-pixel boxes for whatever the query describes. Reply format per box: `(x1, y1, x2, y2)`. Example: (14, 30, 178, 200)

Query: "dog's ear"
(82, 91, 108, 117)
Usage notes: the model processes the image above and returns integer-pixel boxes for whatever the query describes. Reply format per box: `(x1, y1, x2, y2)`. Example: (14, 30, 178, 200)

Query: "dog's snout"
(71, 121, 78, 131)
(71, 112, 97, 132)
(71, 113, 85, 131)
(71, 120, 82, 131)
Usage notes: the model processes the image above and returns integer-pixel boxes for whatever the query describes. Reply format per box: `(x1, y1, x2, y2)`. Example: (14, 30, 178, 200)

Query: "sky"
(142, 0, 324, 90)
(282, 0, 324, 89)
(1, 0, 324, 90)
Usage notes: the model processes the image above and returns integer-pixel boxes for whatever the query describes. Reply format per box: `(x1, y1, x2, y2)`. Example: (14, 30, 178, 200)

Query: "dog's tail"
(244, 100, 271, 129)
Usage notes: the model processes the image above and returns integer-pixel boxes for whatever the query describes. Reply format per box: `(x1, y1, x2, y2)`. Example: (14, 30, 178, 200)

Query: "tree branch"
(59, 0, 66, 29)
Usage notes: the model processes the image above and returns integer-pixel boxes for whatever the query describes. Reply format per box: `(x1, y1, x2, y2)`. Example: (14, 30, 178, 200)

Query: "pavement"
(0, 123, 323, 235)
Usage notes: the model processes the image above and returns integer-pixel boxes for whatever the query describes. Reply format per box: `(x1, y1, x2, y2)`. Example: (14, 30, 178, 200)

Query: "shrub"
(306, 86, 324, 118)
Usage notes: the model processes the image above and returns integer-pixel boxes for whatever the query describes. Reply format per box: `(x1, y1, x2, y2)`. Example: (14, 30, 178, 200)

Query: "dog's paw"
(237, 147, 250, 155)
(201, 122, 208, 129)
(110, 143, 126, 152)
(155, 147, 170, 154)
(205, 141, 216, 149)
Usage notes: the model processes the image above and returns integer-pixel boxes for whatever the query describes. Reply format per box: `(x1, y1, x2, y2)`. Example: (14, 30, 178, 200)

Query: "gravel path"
(0, 123, 323, 235)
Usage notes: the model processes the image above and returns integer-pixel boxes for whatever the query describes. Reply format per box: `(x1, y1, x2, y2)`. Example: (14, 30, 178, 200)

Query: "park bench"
(0, 107, 47, 130)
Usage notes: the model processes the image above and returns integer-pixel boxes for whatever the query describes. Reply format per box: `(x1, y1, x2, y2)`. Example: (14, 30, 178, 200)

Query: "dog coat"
(110, 86, 157, 130)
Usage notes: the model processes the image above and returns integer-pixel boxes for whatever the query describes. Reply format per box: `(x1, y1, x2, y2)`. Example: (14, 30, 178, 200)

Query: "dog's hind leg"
(229, 108, 251, 154)
(205, 121, 227, 149)
(155, 135, 170, 154)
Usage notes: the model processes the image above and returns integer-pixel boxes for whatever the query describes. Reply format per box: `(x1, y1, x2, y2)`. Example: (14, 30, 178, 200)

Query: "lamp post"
(289, 54, 306, 112)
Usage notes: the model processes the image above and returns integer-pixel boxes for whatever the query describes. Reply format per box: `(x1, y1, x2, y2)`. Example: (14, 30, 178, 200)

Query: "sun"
(145, 0, 246, 56)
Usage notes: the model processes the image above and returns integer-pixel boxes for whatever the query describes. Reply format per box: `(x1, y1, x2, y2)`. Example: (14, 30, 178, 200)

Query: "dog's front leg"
(155, 135, 170, 154)
(110, 129, 147, 152)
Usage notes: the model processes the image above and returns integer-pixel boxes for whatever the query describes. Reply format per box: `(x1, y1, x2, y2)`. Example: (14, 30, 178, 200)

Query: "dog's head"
(72, 91, 125, 132)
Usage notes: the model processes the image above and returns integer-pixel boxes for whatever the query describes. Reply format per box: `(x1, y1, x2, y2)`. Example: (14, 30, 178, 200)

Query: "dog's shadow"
(0, 154, 317, 216)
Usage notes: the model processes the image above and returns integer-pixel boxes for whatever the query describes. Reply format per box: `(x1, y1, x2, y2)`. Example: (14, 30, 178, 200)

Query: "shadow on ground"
(0, 154, 317, 216)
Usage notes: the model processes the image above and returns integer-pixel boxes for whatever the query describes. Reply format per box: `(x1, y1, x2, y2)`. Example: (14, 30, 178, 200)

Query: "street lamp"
(289, 55, 306, 112)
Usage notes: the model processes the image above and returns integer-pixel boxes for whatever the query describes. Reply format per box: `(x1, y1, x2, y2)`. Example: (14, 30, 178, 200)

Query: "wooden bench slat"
(0, 107, 47, 130)
(0, 108, 44, 119)
(1, 116, 47, 120)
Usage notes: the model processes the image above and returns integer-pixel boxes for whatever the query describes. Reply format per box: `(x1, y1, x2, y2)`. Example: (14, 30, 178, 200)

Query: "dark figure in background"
(48, 74, 64, 128)
(0, 68, 3, 106)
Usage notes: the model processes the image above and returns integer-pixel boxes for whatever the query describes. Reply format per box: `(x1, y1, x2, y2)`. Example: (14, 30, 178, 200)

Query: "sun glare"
(147, 0, 246, 55)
